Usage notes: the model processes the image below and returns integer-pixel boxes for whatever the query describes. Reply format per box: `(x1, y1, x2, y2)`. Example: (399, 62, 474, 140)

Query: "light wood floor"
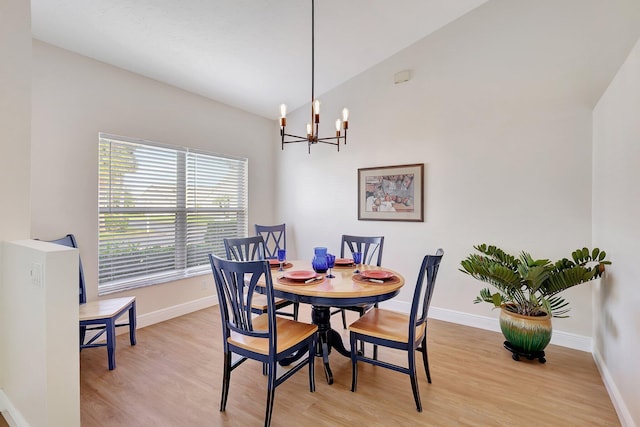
(80, 305, 619, 426)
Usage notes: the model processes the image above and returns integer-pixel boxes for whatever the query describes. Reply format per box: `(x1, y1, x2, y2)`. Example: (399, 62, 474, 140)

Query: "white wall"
(277, 0, 607, 340)
(0, 0, 32, 422)
(2, 240, 79, 427)
(0, 0, 31, 242)
(592, 37, 640, 427)
(31, 41, 277, 318)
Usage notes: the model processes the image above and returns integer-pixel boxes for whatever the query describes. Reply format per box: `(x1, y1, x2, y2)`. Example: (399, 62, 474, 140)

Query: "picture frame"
(358, 163, 424, 222)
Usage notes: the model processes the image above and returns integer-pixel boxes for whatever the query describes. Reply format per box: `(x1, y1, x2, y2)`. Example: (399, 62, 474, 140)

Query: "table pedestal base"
(312, 306, 350, 384)
(280, 305, 350, 385)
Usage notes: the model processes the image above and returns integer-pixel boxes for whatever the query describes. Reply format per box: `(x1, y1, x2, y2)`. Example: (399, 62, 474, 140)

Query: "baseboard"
(593, 347, 635, 427)
(380, 300, 592, 352)
(131, 295, 589, 351)
(0, 390, 29, 427)
(131, 296, 590, 351)
(99, 295, 219, 342)
(134, 297, 589, 351)
(136, 295, 218, 329)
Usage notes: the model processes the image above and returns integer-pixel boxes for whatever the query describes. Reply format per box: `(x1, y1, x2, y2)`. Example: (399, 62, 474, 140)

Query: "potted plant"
(459, 244, 611, 362)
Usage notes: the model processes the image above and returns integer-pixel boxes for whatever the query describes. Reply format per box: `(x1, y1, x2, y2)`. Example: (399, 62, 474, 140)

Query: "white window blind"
(98, 133, 248, 294)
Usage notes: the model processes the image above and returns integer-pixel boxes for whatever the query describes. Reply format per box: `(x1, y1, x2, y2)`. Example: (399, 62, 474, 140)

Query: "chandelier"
(279, 0, 349, 154)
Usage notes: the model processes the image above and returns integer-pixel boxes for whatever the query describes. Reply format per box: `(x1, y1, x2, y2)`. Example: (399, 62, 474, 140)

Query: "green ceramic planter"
(499, 305, 552, 353)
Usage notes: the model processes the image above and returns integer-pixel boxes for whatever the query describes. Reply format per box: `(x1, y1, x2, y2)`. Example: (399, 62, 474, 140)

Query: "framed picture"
(358, 163, 424, 222)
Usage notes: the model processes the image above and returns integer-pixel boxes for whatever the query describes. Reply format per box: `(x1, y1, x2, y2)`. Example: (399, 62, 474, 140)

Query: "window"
(98, 133, 248, 294)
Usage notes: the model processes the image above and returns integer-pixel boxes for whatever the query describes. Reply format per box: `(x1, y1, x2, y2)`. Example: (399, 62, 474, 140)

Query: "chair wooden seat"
(79, 296, 136, 371)
(348, 308, 425, 344)
(250, 294, 294, 313)
(229, 314, 317, 355)
(79, 296, 136, 321)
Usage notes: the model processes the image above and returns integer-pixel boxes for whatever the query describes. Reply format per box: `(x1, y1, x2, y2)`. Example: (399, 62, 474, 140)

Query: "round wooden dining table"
(262, 259, 405, 384)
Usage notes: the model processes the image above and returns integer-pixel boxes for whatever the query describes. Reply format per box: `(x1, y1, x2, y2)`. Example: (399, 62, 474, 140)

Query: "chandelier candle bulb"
(279, 104, 287, 128)
(306, 123, 312, 137)
(313, 100, 320, 123)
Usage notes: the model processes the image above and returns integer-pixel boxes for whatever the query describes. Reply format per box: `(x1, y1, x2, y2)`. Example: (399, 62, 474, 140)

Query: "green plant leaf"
(460, 244, 610, 319)
(548, 295, 571, 317)
(543, 265, 596, 297)
(474, 288, 504, 307)
(491, 292, 503, 307)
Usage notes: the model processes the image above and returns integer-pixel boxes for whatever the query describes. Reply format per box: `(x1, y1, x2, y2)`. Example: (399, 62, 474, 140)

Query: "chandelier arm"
(316, 137, 343, 143)
(282, 132, 309, 139)
(282, 138, 310, 144)
(317, 133, 347, 145)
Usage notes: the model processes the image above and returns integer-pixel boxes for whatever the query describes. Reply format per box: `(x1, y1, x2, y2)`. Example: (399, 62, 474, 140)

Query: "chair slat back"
(409, 249, 444, 340)
(48, 234, 86, 304)
(209, 255, 275, 346)
(255, 224, 286, 259)
(224, 236, 266, 261)
(340, 235, 385, 266)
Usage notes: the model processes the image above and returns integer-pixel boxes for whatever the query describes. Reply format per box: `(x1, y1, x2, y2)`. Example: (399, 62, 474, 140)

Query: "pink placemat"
(270, 262, 293, 270)
(352, 274, 400, 285)
(277, 275, 325, 286)
(333, 263, 355, 269)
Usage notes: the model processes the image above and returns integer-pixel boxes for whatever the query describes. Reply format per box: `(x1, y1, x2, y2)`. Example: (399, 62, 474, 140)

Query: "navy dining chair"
(349, 249, 444, 412)
(224, 235, 267, 262)
(331, 235, 385, 327)
(47, 234, 136, 370)
(209, 254, 317, 427)
(224, 236, 299, 320)
(255, 223, 300, 320)
(331, 234, 385, 359)
(254, 223, 286, 260)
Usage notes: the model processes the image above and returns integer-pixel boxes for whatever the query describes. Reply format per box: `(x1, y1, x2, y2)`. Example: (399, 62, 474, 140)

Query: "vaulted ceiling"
(29, 0, 489, 118)
(31, 0, 640, 119)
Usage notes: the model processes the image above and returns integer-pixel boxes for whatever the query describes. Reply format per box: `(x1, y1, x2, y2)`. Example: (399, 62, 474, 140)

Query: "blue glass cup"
(277, 249, 286, 271)
(326, 253, 336, 278)
(312, 247, 328, 273)
(353, 251, 362, 273)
